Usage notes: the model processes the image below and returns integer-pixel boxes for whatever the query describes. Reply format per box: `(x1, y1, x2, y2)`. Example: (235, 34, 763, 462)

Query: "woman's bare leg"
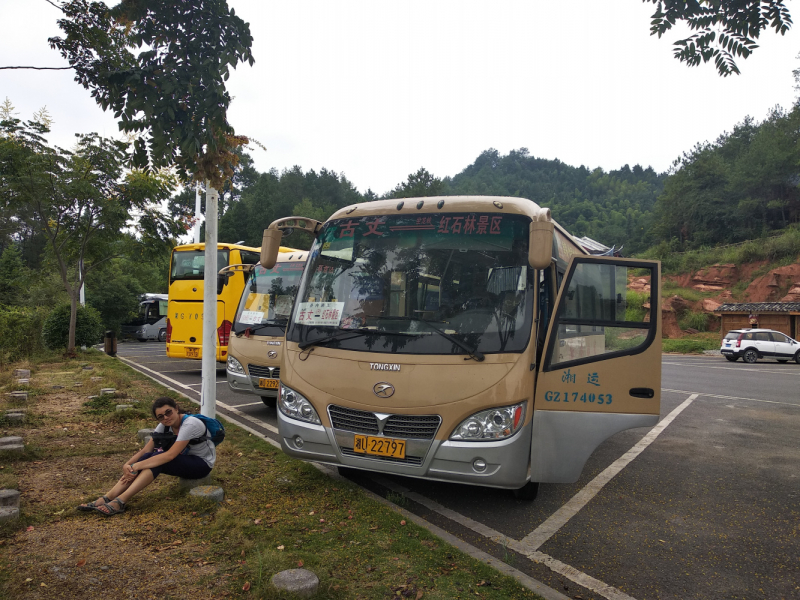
(95, 470, 155, 514)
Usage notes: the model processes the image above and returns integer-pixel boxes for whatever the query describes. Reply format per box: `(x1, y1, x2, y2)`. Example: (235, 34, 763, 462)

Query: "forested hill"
(216, 104, 800, 256)
(442, 148, 664, 254)
(215, 149, 665, 254)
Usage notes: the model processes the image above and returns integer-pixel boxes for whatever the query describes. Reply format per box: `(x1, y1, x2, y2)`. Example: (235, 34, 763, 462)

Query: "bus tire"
(743, 349, 758, 363)
(158, 329, 167, 342)
(795, 351, 800, 365)
(260, 396, 277, 409)
(513, 481, 539, 500)
(337, 466, 360, 479)
(725, 355, 738, 362)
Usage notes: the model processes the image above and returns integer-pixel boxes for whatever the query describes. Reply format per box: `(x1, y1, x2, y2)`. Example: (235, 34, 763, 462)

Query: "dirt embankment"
(637, 261, 800, 338)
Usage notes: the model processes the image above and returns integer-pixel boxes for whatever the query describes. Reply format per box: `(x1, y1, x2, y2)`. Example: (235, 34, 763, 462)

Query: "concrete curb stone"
(188, 485, 224, 502)
(271, 569, 320, 598)
(0, 507, 20, 522)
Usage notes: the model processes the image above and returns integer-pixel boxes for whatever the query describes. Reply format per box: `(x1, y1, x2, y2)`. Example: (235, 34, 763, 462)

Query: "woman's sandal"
(93, 497, 126, 517)
(77, 495, 111, 512)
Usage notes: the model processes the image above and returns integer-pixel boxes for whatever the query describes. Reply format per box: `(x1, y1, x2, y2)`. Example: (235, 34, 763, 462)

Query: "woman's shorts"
(138, 451, 211, 480)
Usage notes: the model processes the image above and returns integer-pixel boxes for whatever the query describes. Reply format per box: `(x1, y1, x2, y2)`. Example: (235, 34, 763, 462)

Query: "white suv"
(720, 328, 800, 364)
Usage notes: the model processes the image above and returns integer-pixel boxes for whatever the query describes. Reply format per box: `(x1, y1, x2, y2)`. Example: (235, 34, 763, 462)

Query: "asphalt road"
(114, 341, 800, 600)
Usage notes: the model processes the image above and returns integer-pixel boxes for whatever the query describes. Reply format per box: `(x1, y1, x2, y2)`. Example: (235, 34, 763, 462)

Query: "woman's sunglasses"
(155, 408, 175, 421)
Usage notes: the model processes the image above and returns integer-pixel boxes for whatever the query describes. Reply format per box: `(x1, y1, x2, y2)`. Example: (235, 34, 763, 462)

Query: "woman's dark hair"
(151, 397, 181, 418)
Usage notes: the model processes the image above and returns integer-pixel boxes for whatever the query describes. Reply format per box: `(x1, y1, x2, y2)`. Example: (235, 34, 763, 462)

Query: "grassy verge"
(662, 332, 720, 354)
(0, 351, 545, 600)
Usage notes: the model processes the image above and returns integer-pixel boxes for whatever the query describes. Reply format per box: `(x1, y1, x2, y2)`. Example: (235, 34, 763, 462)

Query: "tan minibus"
(224, 249, 308, 407)
(258, 197, 662, 499)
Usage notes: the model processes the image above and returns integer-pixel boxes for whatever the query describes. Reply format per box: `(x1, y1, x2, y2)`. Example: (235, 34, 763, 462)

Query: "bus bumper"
(226, 369, 278, 399)
(277, 410, 533, 490)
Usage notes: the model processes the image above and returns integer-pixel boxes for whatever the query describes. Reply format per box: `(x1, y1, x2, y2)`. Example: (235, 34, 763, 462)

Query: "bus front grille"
(248, 365, 280, 379)
(328, 405, 441, 440)
(340, 448, 424, 466)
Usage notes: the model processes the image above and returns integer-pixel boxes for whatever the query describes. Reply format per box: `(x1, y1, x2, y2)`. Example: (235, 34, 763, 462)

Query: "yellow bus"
(166, 242, 262, 362)
(225, 249, 308, 407)
(259, 197, 662, 499)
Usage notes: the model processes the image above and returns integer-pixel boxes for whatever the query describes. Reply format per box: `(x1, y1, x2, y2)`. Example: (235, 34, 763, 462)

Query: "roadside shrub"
(0, 305, 48, 364)
(663, 338, 719, 353)
(625, 290, 649, 322)
(41, 303, 104, 350)
(678, 311, 709, 332)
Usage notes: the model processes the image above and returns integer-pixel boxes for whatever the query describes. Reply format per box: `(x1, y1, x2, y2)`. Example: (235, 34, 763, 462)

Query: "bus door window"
(537, 266, 554, 354)
(547, 262, 653, 368)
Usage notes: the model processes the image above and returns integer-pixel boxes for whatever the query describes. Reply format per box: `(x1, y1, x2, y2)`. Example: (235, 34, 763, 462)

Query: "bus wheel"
(260, 396, 277, 409)
(158, 329, 167, 342)
(513, 481, 539, 500)
(338, 466, 360, 479)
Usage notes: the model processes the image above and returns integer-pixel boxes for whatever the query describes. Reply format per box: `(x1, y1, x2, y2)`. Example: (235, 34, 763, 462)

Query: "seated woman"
(78, 397, 216, 516)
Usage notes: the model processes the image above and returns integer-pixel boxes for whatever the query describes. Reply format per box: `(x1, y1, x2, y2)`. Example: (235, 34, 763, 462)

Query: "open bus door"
(532, 256, 662, 483)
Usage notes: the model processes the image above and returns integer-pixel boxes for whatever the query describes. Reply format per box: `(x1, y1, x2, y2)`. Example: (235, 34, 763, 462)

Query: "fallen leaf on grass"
(76, 559, 86, 567)
(24, 578, 32, 583)
(277, 545, 284, 551)
(400, 520, 406, 526)
(254, 518, 262, 525)
(416, 592, 424, 599)
(53, 509, 65, 516)
(26, 526, 34, 532)
(298, 560, 304, 567)
(242, 582, 251, 591)
(40, 583, 47, 587)
(369, 526, 378, 531)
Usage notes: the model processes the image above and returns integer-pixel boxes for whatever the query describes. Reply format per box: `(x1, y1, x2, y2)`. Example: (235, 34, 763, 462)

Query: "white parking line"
(662, 388, 800, 407)
(518, 394, 698, 552)
(663, 361, 800, 375)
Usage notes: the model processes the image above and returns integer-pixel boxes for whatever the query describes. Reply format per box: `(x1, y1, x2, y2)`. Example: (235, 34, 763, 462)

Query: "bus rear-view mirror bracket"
(260, 217, 322, 269)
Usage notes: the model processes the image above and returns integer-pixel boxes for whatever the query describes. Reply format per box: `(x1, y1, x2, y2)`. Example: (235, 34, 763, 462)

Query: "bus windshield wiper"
(298, 327, 415, 350)
(374, 316, 485, 361)
(234, 319, 287, 336)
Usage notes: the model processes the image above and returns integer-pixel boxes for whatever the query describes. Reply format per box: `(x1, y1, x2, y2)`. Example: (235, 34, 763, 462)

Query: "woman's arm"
(125, 438, 155, 467)
(126, 439, 190, 475)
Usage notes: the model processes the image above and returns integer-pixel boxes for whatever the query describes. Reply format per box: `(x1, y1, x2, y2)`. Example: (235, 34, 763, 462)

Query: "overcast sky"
(2, 0, 799, 196)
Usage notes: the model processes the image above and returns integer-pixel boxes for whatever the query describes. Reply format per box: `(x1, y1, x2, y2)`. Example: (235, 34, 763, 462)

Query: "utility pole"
(193, 182, 202, 244)
(200, 183, 218, 418)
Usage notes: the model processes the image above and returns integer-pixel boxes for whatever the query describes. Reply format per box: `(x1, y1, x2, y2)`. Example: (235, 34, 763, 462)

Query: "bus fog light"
(450, 402, 526, 441)
(473, 458, 487, 472)
(294, 436, 304, 448)
(278, 384, 321, 425)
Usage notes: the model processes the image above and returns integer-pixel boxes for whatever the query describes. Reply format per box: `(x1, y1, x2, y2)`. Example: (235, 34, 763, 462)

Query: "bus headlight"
(450, 403, 526, 441)
(226, 356, 245, 375)
(278, 384, 321, 425)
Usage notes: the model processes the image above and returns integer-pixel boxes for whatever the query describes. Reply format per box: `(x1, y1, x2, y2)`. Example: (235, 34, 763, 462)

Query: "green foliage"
(644, 0, 792, 76)
(218, 166, 366, 248)
(41, 303, 104, 350)
(651, 108, 800, 250)
(50, 0, 254, 188)
(444, 148, 663, 254)
(678, 311, 709, 332)
(625, 290, 649, 322)
(663, 338, 720, 354)
(0, 306, 47, 364)
(387, 167, 445, 199)
(0, 245, 27, 306)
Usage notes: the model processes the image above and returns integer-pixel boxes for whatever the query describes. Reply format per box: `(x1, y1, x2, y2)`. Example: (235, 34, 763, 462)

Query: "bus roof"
(327, 196, 585, 266)
(172, 242, 298, 254)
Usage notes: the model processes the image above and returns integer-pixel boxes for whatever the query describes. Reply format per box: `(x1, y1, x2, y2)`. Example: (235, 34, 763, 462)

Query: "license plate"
(353, 435, 406, 459)
(258, 378, 279, 389)
(185, 348, 200, 358)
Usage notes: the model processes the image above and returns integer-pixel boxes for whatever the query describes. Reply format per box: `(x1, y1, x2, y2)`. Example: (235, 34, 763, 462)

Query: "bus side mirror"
(529, 213, 554, 270)
(260, 228, 283, 269)
(217, 272, 228, 295)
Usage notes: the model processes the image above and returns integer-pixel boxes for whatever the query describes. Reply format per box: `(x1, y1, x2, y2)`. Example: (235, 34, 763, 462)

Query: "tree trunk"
(68, 291, 78, 355)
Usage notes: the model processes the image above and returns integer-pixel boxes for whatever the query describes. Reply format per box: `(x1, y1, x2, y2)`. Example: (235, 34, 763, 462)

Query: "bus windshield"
(234, 261, 305, 336)
(287, 213, 534, 356)
(170, 250, 230, 282)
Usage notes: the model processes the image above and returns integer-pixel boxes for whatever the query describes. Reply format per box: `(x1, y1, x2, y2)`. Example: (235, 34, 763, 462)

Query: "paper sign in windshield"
(239, 310, 264, 325)
(296, 302, 344, 326)
(274, 295, 293, 316)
